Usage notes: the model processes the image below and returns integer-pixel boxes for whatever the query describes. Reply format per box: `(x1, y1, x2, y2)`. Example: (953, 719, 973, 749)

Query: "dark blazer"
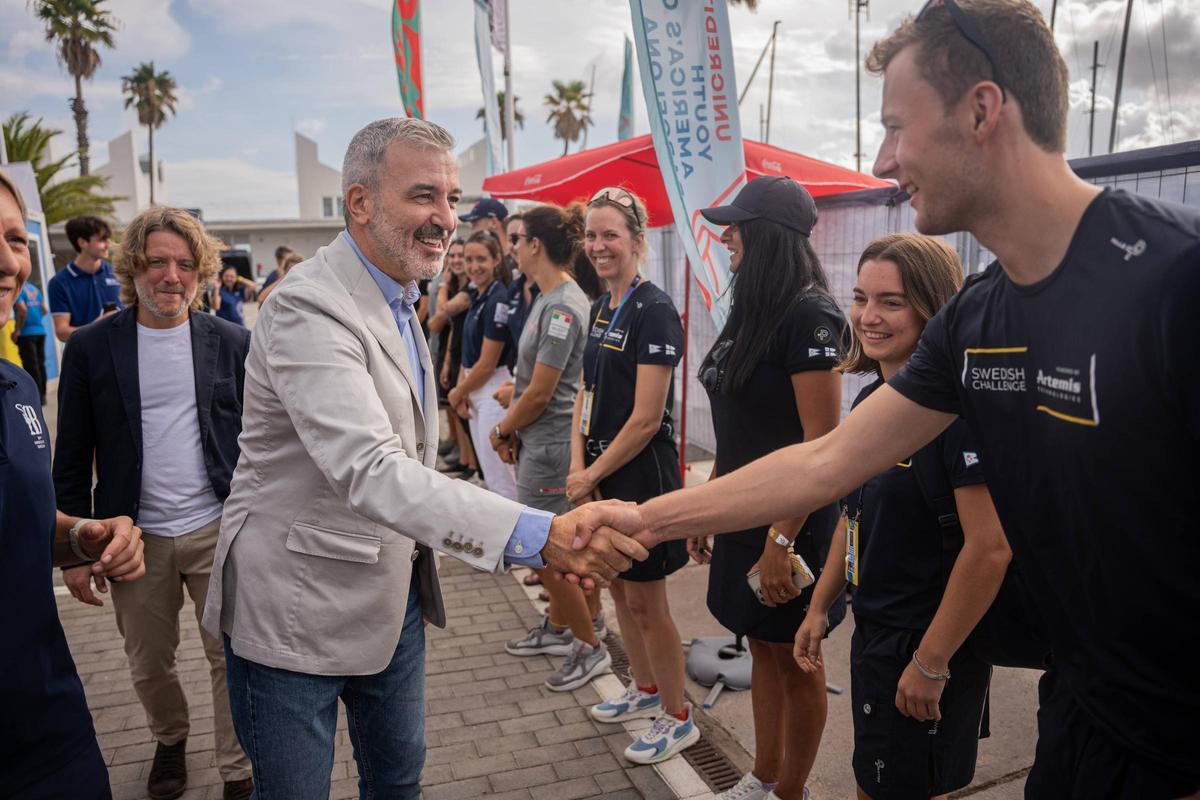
(54, 307, 252, 522)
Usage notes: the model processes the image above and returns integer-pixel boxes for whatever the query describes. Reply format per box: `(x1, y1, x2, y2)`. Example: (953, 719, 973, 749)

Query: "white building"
(295, 132, 343, 221)
(93, 130, 167, 222)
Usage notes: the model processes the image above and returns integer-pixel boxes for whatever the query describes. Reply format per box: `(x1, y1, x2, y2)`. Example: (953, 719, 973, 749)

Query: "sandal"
(523, 572, 543, 587)
(538, 590, 551, 602)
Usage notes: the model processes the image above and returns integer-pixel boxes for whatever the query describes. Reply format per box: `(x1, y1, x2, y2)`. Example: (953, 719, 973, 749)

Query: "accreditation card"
(845, 515, 860, 586)
(580, 389, 595, 436)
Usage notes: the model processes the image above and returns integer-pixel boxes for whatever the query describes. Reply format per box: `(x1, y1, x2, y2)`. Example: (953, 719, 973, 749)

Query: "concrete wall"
(295, 132, 343, 221)
(203, 220, 345, 279)
(93, 130, 167, 223)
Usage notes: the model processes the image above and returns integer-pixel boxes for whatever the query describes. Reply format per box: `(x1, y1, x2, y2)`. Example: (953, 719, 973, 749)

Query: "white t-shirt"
(136, 322, 223, 537)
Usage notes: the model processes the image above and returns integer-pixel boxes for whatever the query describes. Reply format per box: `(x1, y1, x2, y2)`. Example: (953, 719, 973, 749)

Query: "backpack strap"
(907, 441, 963, 587)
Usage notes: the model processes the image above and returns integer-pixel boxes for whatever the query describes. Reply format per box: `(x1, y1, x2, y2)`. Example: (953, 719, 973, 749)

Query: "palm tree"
(476, 91, 525, 142)
(30, 0, 118, 176)
(3, 112, 120, 224)
(121, 61, 178, 206)
(544, 80, 593, 156)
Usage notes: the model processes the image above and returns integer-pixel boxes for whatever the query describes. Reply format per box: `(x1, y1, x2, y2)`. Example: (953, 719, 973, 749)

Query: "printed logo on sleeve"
(814, 326, 833, 344)
(15, 403, 47, 449)
(963, 451, 979, 467)
(493, 303, 511, 324)
(547, 310, 572, 340)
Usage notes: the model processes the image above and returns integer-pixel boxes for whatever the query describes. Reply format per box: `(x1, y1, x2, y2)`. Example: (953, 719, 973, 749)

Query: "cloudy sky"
(2, 0, 1196, 219)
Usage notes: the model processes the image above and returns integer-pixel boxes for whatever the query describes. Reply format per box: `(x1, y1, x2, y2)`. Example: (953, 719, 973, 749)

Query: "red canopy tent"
(480, 133, 889, 225)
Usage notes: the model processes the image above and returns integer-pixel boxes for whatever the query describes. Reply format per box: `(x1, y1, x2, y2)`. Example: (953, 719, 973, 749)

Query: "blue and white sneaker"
(623, 703, 700, 764)
(588, 683, 661, 723)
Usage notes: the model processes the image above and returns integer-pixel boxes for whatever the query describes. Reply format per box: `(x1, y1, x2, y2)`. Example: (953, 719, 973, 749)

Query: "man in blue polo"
(48, 215, 122, 341)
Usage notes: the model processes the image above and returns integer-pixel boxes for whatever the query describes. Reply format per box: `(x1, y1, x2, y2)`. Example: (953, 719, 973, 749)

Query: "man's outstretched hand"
(542, 502, 652, 589)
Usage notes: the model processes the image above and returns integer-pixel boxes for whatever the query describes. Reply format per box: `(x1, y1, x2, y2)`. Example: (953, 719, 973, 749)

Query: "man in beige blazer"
(201, 118, 644, 799)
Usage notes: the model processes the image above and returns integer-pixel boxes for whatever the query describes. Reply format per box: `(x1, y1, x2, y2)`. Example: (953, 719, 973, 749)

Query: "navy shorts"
(850, 617, 991, 799)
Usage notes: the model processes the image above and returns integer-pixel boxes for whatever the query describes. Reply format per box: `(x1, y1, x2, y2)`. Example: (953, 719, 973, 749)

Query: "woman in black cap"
(692, 176, 847, 800)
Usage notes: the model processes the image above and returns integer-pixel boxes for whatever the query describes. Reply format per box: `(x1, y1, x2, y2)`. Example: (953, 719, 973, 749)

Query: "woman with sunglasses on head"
(491, 203, 610, 690)
(570, 186, 697, 765)
(689, 177, 847, 800)
(794, 233, 1010, 800)
(447, 230, 515, 496)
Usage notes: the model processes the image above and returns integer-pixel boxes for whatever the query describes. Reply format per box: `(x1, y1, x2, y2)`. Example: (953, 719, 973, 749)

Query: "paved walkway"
(57, 551, 699, 799)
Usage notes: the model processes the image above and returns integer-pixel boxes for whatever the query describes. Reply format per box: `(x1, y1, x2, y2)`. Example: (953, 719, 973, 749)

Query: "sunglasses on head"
(915, 0, 1007, 102)
(589, 186, 643, 226)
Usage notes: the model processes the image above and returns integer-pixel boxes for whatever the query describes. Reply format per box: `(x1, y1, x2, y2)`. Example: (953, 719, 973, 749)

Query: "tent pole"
(679, 255, 690, 482)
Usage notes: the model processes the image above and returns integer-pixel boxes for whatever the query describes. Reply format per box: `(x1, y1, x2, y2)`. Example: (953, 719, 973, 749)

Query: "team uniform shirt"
(47, 259, 122, 328)
(16, 283, 48, 337)
(500, 274, 541, 369)
(136, 323, 224, 537)
(702, 291, 848, 642)
(0, 360, 100, 792)
(462, 279, 511, 370)
(844, 377, 986, 631)
(580, 280, 683, 451)
(216, 284, 249, 327)
(888, 188, 1200, 776)
(513, 280, 590, 448)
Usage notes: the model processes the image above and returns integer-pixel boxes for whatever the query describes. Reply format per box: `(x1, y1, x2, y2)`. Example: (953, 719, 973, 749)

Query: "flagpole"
(502, 0, 516, 171)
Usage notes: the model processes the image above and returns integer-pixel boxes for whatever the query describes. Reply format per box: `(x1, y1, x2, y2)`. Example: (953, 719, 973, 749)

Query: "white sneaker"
(717, 772, 769, 800)
(623, 703, 701, 764)
(544, 639, 612, 692)
(588, 683, 662, 723)
(765, 789, 811, 800)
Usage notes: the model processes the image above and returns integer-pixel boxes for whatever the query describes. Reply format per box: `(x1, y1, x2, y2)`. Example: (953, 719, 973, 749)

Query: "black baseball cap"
(700, 176, 818, 236)
(459, 197, 509, 223)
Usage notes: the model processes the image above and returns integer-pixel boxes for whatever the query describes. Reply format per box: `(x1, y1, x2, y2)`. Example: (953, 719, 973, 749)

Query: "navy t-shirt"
(501, 274, 540, 369)
(845, 377, 986, 631)
(462, 279, 511, 370)
(888, 188, 1200, 775)
(0, 359, 99, 791)
(216, 285, 248, 327)
(582, 280, 683, 445)
(47, 260, 123, 328)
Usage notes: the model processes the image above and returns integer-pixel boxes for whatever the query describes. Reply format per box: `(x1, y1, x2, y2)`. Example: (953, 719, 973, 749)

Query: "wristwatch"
(492, 424, 506, 441)
(68, 518, 97, 562)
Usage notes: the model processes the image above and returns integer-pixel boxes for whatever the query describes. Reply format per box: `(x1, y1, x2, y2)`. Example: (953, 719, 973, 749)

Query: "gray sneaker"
(505, 617, 574, 656)
(545, 639, 612, 692)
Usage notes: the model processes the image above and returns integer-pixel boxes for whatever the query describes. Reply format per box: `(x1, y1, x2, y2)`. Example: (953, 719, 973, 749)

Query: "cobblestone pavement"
(57, 551, 689, 799)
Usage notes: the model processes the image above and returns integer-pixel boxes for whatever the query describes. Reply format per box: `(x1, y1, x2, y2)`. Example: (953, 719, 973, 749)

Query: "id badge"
(580, 389, 595, 436)
(845, 515, 860, 586)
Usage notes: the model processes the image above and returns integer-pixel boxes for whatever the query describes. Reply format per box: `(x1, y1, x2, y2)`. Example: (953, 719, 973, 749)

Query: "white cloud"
(0, 66, 123, 104)
(296, 118, 327, 137)
(168, 158, 298, 219)
(106, 0, 190, 60)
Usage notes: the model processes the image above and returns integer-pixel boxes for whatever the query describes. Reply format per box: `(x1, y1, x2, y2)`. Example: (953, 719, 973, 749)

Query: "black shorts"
(1026, 667, 1200, 800)
(592, 439, 687, 583)
(850, 617, 991, 800)
(706, 503, 844, 644)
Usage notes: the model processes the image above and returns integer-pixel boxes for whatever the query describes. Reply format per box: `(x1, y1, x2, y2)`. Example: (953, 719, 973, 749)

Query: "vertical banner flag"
(392, 0, 423, 118)
(618, 36, 635, 140)
(474, 0, 505, 174)
(629, 0, 746, 327)
(489, 0, 508, 50)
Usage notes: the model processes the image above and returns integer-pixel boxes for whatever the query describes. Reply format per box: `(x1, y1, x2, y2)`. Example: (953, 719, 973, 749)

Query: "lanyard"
(587, 275, 642, 390)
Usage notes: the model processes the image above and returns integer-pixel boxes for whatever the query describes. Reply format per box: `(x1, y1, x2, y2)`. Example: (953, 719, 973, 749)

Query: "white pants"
(467, 366, 518, 500)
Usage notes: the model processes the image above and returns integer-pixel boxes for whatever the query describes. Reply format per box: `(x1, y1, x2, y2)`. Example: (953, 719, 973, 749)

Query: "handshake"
(540, 500, 661, 588)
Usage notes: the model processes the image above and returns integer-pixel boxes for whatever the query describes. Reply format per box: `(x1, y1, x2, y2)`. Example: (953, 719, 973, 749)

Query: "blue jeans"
(224, 582, 425, 799)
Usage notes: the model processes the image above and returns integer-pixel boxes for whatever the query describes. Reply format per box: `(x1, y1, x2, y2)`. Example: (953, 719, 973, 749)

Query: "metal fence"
(651, 140, 1200, 457)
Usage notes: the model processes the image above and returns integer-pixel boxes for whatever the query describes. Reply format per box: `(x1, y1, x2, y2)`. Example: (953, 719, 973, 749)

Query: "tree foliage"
(544, 80, 593, 156)
(3, 112, 120, 224)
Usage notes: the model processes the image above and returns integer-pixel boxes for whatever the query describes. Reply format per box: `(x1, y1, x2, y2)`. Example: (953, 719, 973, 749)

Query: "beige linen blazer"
(202, 233, 525, 676)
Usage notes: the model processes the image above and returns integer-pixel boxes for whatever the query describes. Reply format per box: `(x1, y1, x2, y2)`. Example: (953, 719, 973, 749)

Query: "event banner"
(391, 0, 423, 119)
(629, 0, 746, 327)
(474, 0, 505, 174)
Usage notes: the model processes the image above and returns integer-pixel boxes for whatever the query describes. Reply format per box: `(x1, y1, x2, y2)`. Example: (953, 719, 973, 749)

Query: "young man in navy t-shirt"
(48, 215, 122, 342)
(608, 2, 1200, 797)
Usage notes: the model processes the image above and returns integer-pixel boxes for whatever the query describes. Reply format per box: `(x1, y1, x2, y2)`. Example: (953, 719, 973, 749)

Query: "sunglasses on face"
(508, 233, 530, 246)
(589, 186, 643, 226)
(915, 0, 1007, 102)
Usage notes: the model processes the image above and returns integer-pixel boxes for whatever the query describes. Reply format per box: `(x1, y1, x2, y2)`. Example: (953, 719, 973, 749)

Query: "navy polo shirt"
(48, 260, 123, 328)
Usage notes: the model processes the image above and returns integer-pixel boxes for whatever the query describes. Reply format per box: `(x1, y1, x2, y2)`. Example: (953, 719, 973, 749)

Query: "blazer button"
(416, 442, 425, 454)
